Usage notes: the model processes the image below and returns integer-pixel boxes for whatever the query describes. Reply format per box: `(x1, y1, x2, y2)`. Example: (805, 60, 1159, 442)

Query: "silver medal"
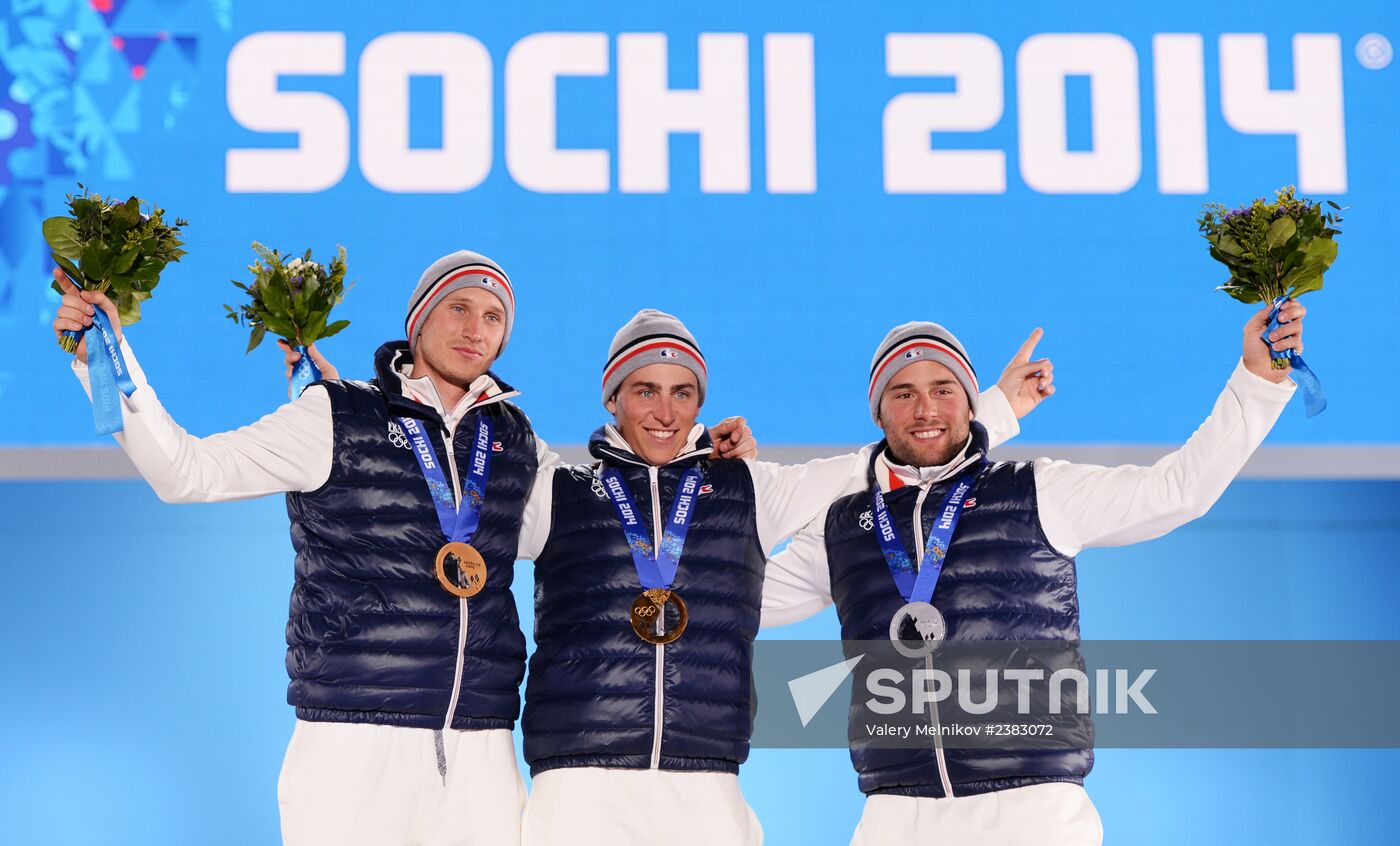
(889, 601, 946, 658)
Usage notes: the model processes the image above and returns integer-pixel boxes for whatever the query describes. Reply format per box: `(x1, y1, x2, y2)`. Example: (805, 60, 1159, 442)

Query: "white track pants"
(277, 721, 526, 846)
(850, 782, 1103, 846)
(522, 768, 762, 846)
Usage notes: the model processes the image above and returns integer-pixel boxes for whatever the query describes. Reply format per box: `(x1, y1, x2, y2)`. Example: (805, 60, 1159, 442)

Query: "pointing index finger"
(1013, 328, 1044, 364)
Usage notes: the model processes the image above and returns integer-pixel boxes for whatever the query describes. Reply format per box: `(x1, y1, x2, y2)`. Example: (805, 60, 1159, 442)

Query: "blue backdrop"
(1, 0, 1397, 446)
(3, 1, 1400, 844)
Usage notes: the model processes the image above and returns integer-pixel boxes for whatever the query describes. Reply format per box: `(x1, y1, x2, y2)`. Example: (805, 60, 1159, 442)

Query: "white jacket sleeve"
(1034, 360, 1297, 556)
(760, 511, 834, 628)
(516, 436, 561, 560)
(71, 338, 334, 502)
(976, 385, 1020, 450)
(747, 445, 874, 553)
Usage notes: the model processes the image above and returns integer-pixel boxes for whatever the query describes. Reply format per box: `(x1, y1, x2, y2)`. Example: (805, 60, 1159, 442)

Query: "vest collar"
(588, 423, 712, 469)
(372, 341, 520, 426)
(867, 421, 990, 492)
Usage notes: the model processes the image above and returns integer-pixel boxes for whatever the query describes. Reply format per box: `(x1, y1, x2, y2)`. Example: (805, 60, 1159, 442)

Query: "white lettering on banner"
(359, 32, 492, 193)
(1153, 34, 1209, 194)
(884, 33, 1006, 194)
(224, 30, 1351, 195)
(1017, 34, 1141, 194)
(506, 32, 610, 193)
(764, 33, 817, 193)
(617, 33, 751, 193)
(1219, 33, 1347, 193)
(226, 32, 349, 193)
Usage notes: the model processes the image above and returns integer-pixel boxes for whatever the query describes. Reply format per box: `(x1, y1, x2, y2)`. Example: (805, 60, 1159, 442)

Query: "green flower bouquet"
(225, 242, 351, 397)
(43, 185, 188, 353)
(1198, 186, 1335, 415)
(1198, 185, 1341, 312)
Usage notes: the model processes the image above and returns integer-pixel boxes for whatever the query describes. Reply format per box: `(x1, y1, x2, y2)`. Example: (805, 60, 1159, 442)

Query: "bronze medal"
(436, 542, 488, 598)
(630, 588, 688, 645)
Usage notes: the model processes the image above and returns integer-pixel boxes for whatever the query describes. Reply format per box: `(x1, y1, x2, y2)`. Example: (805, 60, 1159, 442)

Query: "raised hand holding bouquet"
(225, 242, 351, 398)
(1199, 186, 1339, 416)
(43, 185, 188, 433)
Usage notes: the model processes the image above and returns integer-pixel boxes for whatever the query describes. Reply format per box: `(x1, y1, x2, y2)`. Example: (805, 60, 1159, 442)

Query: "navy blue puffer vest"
(522, 427, 763, 776)
(825, 427, 1093, 797)
(285, 341, 537, 729)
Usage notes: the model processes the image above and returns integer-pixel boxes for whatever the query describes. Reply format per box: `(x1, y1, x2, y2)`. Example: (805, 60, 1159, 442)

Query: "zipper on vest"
(913, 485, 956, 799)
(440, 425, 470, 734)
(648, 465, 666, 769)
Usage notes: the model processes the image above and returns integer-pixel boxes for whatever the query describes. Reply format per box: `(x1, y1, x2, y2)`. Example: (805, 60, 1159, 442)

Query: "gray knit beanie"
(602, 309, 707, 407)
(868, 322, 979, 424)
(405, 250, 515, 353)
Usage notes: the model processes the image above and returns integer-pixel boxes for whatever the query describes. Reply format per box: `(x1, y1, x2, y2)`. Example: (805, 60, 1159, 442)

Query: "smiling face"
(876, 360, 974, 467)
(410, 287, 507, 392)
(605, 363, 701, 466)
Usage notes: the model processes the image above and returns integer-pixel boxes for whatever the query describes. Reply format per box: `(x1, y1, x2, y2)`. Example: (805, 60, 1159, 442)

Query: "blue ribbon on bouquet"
(64, 308, 136, 435)
(289, 344, 322, 399)
(1264, 294, 1326, 418)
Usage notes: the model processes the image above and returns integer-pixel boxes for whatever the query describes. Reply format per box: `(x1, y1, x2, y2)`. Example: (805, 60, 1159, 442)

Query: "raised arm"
(1034, 302, 1302, 556)
(57, 277, 333, 503)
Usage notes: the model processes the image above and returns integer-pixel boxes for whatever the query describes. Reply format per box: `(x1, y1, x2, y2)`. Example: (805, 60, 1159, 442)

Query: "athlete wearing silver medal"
(760, 306, 1306, 845)
(875, 468, 977, 658)
(514, 310, 1052, 845)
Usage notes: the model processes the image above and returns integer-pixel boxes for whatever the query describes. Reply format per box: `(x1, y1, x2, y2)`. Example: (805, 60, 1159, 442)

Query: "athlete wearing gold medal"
(514, 311, 1051, 846)
(57, 251, 554, 846)
(55, 251, 763, 846)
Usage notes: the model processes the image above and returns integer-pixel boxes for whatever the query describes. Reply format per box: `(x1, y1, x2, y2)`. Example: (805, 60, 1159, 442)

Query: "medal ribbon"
(1264, 294, 1325, 418)
(288, 344, 323, 399)
(79, 308, 138, 435)
(871, 465, 981, 603)
(398, 415, 494, 544)
(600, 466, 703, 590)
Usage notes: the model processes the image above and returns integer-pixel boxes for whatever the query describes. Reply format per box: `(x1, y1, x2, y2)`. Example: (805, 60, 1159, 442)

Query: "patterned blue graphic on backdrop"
(0, 0, 210, 345)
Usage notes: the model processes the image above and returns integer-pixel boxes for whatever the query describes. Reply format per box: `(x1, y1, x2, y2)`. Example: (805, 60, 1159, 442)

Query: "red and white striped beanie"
(602, 309, 707, 407)
(404, 251, 515, 353)
(868, 321, 978, 424)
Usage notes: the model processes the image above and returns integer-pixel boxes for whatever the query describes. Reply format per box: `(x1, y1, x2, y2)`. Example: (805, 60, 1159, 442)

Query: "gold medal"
(436, 542, 488, 598)
(630, 588, 688, 645)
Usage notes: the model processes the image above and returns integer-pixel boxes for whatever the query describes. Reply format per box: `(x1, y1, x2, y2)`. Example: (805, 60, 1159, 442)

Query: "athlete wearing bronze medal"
(512, 310, 1054, 846)
(54, 253, 754, 846)
(760, 308, 1306, 845)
